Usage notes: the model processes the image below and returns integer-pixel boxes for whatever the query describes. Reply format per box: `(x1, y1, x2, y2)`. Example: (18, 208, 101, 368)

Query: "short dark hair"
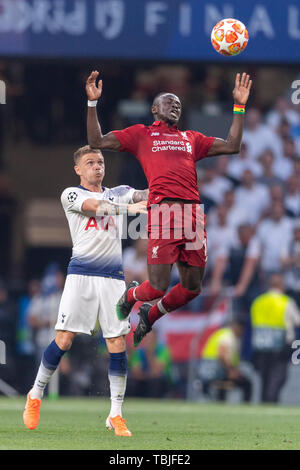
(152, 92, 169, 107)
(73, 145, 101, 164)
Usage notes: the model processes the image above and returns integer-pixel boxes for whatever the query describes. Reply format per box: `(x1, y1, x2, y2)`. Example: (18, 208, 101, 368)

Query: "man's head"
(269, 273, 285, 292)
(238, 224, 254, 246)
(270, 201, 285, 222)
(241, 169, 254, 188)
(73, 145, 105, 187)
(151, 93, 182, 126)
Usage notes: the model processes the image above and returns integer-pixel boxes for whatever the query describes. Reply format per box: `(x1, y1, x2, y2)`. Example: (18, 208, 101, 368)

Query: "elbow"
(226, 144, 240, 155)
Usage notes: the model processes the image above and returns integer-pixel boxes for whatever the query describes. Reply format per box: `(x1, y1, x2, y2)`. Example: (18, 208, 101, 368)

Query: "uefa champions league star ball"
(211, 18, 249, 56)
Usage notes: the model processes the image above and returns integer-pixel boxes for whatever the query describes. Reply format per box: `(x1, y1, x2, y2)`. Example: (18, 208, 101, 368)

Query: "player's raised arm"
(208, 73, 252, 157)
(86, 71, 121, 151)
(81, 198, 147, 216)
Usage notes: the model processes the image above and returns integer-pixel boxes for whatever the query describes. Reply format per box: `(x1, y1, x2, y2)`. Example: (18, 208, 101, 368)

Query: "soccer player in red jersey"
(86, 70, 252, 346)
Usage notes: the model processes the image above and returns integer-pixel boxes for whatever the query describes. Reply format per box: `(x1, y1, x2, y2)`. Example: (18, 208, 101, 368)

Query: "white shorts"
(55, 274, 130, 338)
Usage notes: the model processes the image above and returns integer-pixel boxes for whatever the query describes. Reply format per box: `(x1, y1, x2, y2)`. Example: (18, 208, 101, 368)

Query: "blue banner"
(0, 0, 299, 62)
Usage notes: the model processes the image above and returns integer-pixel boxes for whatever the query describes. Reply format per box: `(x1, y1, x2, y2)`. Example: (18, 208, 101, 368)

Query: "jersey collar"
(78, 184, 105, 192)
(152, 120, 178, 130)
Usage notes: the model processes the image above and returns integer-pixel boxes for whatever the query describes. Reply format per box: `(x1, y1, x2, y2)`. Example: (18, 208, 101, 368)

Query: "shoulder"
(109, 185, 135, 197)
(61, 187, 81, 202)
(60, 187, 87, 209)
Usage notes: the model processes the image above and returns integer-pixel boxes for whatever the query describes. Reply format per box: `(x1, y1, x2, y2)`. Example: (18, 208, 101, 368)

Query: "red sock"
(148, 283, 200, 325)
(126, 280, 165, 304)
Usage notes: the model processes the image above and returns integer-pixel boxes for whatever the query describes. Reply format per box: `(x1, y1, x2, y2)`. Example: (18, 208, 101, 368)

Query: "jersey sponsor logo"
(152, 139, 186, 153)
(67, 191, 78, 203)
(85, 216, 117, 231)
(152, 246, 159, 258)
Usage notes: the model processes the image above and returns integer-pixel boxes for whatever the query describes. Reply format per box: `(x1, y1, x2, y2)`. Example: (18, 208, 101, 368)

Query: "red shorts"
(147, 202, 207, 267)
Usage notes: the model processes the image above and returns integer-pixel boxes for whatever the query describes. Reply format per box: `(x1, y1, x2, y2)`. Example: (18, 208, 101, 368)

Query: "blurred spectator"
(15, 279, 40, 394)
(251, 274, 300, 403)
(27, 264, 65, 361)
(208, 189, 249, 230)
(123, 238, 148, 284)
(266, 97, 300, 130)
(206, 204, 237, 272)
(227, 142, 262, 182)
(254, 202, 293, 278)
(200, 166, 233, 205)
(284, 175, 300, 218)
(199, 321, 252, 402)
(274, 137, 297, 182)
(242, 108, 283, 161)
(0, 281, 18, 391)
(127, 329, 172, 398)
(210, 224, 260, 320)
(281, 223, 300, 307)
(234, 169, 270, 224)
(257, 150, 282, 188)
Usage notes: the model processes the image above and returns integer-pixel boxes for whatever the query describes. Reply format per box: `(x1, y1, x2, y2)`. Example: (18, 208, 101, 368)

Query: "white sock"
(108, 374, 127, 417)
(30, 362, 56, 400)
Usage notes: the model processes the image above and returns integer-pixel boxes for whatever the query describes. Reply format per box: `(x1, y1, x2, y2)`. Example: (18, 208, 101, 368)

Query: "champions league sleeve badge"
(67, 191, 78, 203)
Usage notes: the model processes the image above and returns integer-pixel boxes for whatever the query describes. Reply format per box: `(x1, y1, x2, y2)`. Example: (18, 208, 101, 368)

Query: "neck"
(80, 181, 103, 193)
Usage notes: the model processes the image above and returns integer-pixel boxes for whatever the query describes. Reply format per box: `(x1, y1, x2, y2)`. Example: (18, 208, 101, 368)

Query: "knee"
(55, 331, 75, 351)
(148, 276, 169, 293)
(106, 336, 126, 353)
(181, 280, 202, 293)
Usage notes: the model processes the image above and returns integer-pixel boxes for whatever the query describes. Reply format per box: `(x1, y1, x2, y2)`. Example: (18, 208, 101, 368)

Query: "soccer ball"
(211, 18, 249, 56)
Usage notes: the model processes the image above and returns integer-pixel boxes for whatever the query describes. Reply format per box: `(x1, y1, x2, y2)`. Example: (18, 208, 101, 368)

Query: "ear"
(74, 165, 81, 176)
(151, 104, 157, 116)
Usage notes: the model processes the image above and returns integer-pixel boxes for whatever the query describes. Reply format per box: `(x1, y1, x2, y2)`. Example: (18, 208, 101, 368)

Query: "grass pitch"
(1, 396, 300, 450)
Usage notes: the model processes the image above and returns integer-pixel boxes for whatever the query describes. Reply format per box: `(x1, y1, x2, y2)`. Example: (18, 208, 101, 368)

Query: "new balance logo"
(152, 246, 159, 258)
(151, 132, 160, 136)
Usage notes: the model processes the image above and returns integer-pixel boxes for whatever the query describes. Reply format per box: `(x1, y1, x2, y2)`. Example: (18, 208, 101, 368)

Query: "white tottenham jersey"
(61, 184, 135, 280)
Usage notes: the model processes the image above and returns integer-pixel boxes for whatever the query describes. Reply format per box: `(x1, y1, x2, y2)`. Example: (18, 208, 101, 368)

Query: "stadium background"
(0, 0, 300, 405)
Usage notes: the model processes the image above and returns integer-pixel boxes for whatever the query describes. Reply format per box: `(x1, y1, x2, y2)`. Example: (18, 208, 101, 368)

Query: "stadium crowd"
(0, 61, 300, 402)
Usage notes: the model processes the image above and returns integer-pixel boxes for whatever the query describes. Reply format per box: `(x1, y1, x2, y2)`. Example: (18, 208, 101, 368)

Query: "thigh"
(98, 278, 131, 339)
(55, 275, 99, 335)
(176, 261, 205, 291)
(147, 264, 172, 291)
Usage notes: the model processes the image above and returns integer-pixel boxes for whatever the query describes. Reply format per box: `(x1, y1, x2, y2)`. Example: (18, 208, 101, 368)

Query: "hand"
(233, 283, 246, 298)
(232, 73, 252, 105)
(127, 200, 148, 215)
(86, 70, 102, 101)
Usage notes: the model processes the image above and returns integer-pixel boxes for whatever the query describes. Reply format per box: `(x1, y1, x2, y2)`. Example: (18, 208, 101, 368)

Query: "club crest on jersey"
(181, 131, 188, 140)
(152, 246, 159, 258)
(68, 191, 78, 203)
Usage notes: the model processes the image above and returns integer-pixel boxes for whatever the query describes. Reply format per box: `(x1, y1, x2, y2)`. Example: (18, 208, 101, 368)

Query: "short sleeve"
(111, 185, 136, 204)
(61, 188, 91, 213)
(247, 237, 261, 259)
(193, 132, 216, 162)
(112, 124, 144, 155)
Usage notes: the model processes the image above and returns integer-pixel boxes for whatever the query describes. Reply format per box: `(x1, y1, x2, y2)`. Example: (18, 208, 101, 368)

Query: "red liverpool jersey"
(113, 120, 215, 206)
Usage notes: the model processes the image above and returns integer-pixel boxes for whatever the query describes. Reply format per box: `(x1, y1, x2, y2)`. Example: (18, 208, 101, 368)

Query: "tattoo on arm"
(132, 189, 149, 203)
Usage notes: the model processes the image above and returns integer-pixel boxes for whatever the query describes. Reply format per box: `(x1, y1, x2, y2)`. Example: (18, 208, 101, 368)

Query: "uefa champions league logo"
(0, 340, 6, 365)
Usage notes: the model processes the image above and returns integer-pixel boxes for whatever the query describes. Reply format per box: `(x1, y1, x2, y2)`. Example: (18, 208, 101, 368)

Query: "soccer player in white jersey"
(23, 145, 148, 437)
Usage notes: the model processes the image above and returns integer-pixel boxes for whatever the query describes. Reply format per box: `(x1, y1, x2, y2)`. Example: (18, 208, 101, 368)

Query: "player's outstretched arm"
(82, 198, 147, 216)
(132, 189, 149, 203)
(86, 71, 121, 151)
(208, 73, 252, 157)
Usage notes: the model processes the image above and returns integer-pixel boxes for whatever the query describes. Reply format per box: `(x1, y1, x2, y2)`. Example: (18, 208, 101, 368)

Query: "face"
(75, 152, 105, 186)
(152, 93, 182, 125)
